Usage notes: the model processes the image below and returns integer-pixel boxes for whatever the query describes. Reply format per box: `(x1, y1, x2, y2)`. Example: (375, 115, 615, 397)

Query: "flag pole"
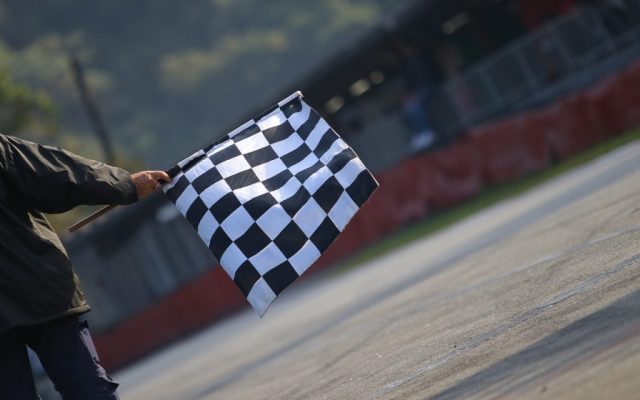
(68, 204, 118, 233)
(67, 169, 176, 233)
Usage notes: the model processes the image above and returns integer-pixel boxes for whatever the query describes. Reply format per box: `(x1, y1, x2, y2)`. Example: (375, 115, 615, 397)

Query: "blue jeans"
(0, 316, 119, 400)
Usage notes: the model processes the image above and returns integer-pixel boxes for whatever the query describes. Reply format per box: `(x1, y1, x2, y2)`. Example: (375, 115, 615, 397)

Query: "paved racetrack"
(116, 141, 640, 399)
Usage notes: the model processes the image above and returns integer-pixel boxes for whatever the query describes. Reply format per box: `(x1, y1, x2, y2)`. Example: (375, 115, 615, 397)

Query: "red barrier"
(584, 75, 628, 137)
(615, 64, 640, 132)
(427, 138, 483, 206)
(376, 158, 429, 223)
(583, 79, 620, 140)
(95, 267, 245, 370)
(470, 115, 550, 184)
(584, 63, 640, 139)
(546, 94, 604, 160)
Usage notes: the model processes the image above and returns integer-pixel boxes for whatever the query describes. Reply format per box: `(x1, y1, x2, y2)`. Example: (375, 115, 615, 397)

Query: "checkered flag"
(163, 92, 378, 316)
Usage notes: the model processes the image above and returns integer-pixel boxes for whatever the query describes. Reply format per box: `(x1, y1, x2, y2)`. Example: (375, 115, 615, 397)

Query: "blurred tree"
(0, 70, 55, 135)
(0, 37, 145, 234)
(0, 0, 405, 167)
(0, 0, 411, 235)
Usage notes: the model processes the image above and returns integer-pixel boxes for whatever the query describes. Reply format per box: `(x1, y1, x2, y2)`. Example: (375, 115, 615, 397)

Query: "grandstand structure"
(64, 0, 640, 369)
(301, 0, 640, 171)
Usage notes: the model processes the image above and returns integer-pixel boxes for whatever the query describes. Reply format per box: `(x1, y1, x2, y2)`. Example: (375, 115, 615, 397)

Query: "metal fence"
(350, 4, 640, 172)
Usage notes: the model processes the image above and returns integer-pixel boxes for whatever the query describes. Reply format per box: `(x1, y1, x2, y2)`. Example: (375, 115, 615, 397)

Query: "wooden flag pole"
(67, 170, 175, 233)
(67, 166, 179, 232)
(68, 204, 118, 233)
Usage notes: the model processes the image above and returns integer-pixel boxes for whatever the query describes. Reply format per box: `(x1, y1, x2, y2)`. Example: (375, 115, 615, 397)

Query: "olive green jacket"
(0, 134, 137, 335)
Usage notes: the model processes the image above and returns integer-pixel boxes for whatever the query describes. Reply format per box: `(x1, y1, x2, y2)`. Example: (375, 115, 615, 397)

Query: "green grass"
(333, 128, 640, 273)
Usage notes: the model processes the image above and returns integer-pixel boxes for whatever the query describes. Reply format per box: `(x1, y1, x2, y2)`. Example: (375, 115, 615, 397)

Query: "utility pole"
(69, 54, 115, 164)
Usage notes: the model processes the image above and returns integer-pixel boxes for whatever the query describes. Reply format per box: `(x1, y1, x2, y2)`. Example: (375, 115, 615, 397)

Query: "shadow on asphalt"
(432, 288, 640, 399)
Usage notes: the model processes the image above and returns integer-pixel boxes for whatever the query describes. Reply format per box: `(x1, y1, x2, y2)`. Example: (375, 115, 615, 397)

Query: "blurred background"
(2, 0, 640, 394)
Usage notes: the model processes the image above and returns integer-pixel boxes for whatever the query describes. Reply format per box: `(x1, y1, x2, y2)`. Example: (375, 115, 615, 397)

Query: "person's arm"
(0, 134, 168, 213)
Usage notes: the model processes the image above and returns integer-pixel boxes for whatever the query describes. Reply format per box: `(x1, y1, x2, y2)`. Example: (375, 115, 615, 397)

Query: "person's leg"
(0, 328, 39, 399)
(24, 316, 119, 400)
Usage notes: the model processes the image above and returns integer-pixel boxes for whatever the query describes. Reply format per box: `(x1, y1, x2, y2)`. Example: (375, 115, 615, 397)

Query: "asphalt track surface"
(116, 141, 640, 400)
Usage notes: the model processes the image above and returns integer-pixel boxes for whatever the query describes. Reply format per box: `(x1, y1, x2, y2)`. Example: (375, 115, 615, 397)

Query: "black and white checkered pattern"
(163, 92, 378, 316)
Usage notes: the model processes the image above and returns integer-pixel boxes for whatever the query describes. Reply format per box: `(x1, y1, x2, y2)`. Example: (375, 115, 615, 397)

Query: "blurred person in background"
(397, 39, 439, 153)
(0, 134, 169, 399)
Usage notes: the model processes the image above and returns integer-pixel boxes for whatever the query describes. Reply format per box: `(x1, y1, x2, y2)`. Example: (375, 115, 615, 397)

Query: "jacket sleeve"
(0, 134, 138, 213)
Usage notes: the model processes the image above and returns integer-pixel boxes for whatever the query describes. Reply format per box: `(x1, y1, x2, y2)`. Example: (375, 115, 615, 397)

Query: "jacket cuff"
(118, 173, 139, 204)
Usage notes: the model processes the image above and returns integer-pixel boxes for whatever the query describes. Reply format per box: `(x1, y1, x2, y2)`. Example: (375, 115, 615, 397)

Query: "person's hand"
(130, 170, 171, 199)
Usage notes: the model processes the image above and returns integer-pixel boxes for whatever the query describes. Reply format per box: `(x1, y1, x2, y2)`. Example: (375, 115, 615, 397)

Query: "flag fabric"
(163, 92, 378, 316)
